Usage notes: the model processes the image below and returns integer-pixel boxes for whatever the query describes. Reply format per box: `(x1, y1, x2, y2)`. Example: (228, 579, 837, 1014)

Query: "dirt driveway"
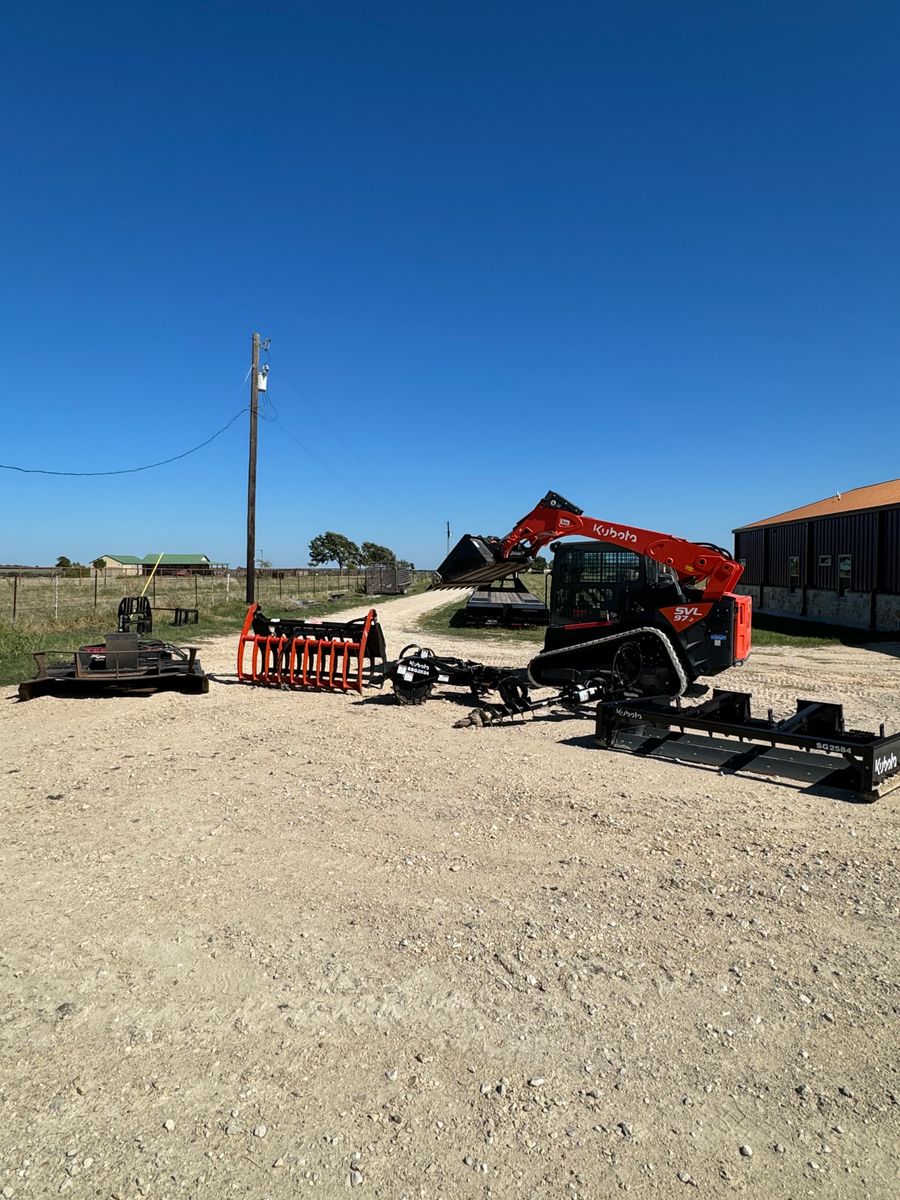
(1, 591, 898, 1198)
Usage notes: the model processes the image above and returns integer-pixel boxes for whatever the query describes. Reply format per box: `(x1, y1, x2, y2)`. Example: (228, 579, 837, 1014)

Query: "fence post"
(93, 571, 98, 607)
(226, 572, 231, 599)
(195, 575, 199, 607)
(55, 574, 59, 620)
(12, 574, 18, 620)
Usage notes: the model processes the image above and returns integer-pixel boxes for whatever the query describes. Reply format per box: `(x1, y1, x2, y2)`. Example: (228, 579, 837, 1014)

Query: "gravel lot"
(2, 590, 898, 1198)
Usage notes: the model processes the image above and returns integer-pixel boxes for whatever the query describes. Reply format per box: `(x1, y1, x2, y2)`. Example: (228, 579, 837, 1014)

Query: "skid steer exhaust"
(237, 603, 386, 692)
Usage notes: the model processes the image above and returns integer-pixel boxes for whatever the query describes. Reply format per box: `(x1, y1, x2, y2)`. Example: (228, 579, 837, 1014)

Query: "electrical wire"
(0, 406, 249, 477)
(267, 414, 371, 501)
(272, 363, 384, 486)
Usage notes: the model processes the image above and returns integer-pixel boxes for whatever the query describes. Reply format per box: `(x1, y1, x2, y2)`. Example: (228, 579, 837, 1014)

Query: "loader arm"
(436, 491, 743, 601)
(498, 492, 744, 600)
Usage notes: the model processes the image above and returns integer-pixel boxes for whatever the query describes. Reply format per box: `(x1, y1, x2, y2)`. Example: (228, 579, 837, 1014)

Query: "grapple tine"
(237, 604, 386, 693)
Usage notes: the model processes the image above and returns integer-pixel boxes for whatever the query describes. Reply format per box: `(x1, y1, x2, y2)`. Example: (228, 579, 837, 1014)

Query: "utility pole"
(246, 332, 261, 603)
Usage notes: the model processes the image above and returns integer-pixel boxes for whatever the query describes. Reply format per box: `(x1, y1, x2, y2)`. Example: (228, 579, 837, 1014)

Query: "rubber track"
(525, 626, 689, 696)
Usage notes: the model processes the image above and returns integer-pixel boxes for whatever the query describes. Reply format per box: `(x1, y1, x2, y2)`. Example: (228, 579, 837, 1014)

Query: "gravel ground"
(1, 590, 898, 1199)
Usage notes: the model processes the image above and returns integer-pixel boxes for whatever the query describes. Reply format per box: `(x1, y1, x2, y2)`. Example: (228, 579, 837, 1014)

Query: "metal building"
(733, 478, 900, 632)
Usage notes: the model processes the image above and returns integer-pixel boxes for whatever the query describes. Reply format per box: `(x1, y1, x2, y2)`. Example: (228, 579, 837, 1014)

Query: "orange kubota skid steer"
(238, 603, 387, 692)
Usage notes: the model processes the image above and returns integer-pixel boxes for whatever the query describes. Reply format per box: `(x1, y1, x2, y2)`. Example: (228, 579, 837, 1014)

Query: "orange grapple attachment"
(237, 603, 386, 692)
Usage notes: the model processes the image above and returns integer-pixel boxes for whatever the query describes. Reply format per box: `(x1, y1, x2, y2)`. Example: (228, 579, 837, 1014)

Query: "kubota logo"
(673, 605, 702, 622)
(875, 752, 898, 777)
(593, 524, 637, 543)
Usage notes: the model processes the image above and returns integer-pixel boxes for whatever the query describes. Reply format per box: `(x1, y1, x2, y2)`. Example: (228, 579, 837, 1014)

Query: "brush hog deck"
(237, 603, 387, 692)
(18, 633, 208, 701)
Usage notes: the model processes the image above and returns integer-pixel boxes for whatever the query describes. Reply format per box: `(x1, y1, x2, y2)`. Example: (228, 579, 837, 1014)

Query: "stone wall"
(758, 585, 804, 618)
(735, 584, 900, 632)
(875, 594, 900, 633)
(804, 589, 870, 629)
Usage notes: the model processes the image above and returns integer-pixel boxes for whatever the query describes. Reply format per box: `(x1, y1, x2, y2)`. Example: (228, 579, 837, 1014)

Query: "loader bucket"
(432, 535, 531, 589)
(237, 604, 387, 692)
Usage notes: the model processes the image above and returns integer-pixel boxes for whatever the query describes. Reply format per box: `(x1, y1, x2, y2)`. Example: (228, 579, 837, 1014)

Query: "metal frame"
(19, 636, 208, 701)
(237, 603, 387, 693)
(595, 689, 900, 800)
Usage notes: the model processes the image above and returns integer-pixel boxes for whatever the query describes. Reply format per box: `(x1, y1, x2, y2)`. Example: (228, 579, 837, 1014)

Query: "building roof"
(735, 477, 900, 532)
(141, 553, 211, 564)
(102, 554, 143, 564)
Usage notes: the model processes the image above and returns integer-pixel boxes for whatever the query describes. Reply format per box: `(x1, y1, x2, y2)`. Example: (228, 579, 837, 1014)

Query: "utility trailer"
(364, 565, 411, 596)
(18, 633, 208, 701)
(595, 689, 900, 802)
(460, 577, 549, 628)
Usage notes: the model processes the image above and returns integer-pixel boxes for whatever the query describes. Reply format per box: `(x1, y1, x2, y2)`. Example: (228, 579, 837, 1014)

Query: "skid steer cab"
(530, 540, 752, 693)
(237, 603, 387, 693)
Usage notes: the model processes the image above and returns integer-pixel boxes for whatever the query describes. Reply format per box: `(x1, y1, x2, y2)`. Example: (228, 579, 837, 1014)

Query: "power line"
(272, 363, 384, 486)
(0, 406, 248, 477)
(267, 414, 372, 501)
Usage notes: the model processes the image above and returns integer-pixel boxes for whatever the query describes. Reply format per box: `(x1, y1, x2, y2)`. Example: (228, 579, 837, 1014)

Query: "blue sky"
(1, 2, 897, 568)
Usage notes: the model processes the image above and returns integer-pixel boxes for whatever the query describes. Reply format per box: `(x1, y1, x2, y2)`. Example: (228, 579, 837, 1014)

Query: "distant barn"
(94, 553, 228, 576)
(733, 478, 900, 632)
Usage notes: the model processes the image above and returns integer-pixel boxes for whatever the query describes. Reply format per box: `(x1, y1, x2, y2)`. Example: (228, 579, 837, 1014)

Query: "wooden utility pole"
(246, 332, 260, 603)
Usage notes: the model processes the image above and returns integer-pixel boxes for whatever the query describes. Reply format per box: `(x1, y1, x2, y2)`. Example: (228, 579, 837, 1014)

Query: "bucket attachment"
(432, 535, 531, 589)
(237, 603, 387, 692)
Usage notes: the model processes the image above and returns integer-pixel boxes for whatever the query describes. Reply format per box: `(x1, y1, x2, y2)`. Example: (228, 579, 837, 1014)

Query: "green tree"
(92, 557, 107, 570)
(397, 559, 415, 571)
(308, 532, 361, 569)
(530, 555, 549, 574)
(56, 555, 72, 569)
(360, 541, 397, 566)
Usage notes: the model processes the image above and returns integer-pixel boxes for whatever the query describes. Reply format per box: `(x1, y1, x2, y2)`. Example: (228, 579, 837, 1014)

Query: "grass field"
(416, 595, 548, 645)
(0, 576, 428, 687)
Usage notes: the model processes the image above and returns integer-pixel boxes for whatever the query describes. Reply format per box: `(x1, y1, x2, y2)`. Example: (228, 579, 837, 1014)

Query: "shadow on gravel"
(557, 733, 599, 751)
(355, 690, 476, 709)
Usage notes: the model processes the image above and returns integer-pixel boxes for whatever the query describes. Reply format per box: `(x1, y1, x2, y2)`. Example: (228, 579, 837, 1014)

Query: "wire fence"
(1, 569, 432, 623)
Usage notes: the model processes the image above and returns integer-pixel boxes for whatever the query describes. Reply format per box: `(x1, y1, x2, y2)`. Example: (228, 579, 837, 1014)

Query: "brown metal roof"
(735, 477, 900, 531)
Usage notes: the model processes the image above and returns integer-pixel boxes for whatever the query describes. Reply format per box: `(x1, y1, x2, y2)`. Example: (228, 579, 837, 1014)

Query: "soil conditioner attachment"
(597, 690, 900, 802)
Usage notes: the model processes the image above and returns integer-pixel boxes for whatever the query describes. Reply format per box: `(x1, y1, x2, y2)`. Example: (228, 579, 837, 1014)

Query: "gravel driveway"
(2, 591, 898, 1198)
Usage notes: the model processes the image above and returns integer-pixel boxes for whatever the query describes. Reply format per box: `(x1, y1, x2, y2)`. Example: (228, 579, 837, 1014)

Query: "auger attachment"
(237, 603, 386, 693)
